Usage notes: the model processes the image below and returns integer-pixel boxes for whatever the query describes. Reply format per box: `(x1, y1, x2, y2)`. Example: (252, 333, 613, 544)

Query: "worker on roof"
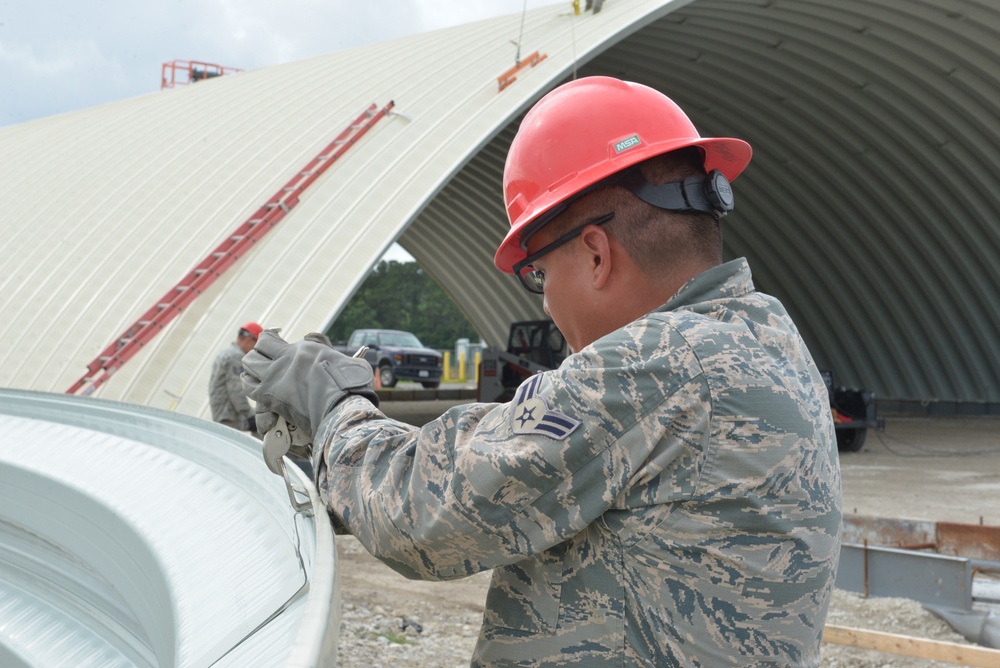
(242, 76, 842, 666)
(209, 321, 262, 434)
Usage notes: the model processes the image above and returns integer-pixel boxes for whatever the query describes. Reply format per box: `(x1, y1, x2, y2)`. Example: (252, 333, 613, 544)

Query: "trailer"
(477, 320, 568, 403)
(821, 369, 884, 452)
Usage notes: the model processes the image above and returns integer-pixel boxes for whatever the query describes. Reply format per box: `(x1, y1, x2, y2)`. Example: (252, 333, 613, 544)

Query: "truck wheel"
(837, 428, 867, 453)
(378, 364, 398, 388)
(421, 381, 440, 389)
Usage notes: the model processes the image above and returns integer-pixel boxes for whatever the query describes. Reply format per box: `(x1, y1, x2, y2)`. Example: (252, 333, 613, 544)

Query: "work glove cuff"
(315, 356, 380, 420)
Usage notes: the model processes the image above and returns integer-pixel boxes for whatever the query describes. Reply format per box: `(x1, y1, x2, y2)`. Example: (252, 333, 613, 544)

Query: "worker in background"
(573, 0, 605, 14)
(243, 77, 842, 666)
(210, 322, 262, 435)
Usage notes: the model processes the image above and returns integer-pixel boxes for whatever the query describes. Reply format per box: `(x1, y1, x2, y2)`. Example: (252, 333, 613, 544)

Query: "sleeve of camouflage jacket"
(312, 329, 702, 581)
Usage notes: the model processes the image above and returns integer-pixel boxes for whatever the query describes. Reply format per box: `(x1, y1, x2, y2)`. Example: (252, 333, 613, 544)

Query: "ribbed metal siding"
(636, 0, 1000, 403)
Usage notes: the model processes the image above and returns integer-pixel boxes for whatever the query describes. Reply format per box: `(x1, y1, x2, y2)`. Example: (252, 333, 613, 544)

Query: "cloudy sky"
(0, 0, 564, 128)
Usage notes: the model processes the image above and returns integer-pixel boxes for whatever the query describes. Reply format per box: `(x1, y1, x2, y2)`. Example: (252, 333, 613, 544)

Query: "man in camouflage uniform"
(243, 77, 842, 666)
(209, 321, 261, 433)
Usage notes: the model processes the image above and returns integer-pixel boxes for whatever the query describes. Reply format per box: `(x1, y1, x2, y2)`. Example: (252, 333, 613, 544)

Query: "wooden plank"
(823, 624, 1000, 667)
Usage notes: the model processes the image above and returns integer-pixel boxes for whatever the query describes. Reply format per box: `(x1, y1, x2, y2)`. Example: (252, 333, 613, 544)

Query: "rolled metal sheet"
(0, 388, 338, 667)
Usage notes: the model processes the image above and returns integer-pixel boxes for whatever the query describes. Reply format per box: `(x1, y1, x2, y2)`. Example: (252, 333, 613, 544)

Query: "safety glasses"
(511, 213, 615, 294)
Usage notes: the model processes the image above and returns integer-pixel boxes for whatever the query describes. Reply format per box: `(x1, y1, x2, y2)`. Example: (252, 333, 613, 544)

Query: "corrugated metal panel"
(0, 388, 337, 666)
(640, 0, 1000, 404)
(1, 0, 998, 413)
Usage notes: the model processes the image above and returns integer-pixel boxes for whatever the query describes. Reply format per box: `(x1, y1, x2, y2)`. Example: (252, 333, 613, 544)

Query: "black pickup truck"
(338, 329, 443, 389)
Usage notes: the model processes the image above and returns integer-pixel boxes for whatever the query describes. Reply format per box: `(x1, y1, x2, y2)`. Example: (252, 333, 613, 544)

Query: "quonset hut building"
(1, 0, 999, 419)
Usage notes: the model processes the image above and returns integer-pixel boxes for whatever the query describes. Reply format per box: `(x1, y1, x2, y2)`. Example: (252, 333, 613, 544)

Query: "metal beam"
(836, 542, 974, 609)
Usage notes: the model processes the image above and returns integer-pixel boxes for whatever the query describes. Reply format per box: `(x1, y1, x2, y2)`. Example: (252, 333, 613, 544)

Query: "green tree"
(326, 260, 481, 350)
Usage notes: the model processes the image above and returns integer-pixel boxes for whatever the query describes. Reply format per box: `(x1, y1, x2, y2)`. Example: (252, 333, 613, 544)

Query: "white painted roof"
(1, 0, 677, 417)
(2, 0, 999, 412)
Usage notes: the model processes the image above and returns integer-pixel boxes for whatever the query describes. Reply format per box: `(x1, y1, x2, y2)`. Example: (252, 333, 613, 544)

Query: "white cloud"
(0, 0, 562, 127)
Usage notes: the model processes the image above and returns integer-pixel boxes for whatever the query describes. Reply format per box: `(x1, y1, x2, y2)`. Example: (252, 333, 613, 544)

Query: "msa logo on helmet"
(614, 135, 641, 154)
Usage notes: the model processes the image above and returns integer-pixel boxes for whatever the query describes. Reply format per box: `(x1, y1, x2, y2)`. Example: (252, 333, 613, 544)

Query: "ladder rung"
(68, 101, 392, 397)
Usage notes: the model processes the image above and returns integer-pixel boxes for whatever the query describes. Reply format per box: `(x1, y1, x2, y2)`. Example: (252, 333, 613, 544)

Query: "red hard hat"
(240, 322, 263, 340)
(495, 76, 753, 273)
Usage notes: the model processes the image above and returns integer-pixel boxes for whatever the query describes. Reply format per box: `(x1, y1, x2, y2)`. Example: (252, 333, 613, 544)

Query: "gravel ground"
(336, 600, 478, 668)
(334, 535, 483, 668)
(822, 589, 980, 667)
(331, 415, 1000, 666)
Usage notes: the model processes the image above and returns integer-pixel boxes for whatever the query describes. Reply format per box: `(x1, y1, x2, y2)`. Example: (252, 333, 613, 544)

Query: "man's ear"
(580, 226, 613, 289)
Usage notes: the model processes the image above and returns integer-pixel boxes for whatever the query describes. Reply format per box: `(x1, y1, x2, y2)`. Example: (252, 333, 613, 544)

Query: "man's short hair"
(537, 147, 724, 276)
(607, 148, 724, 273)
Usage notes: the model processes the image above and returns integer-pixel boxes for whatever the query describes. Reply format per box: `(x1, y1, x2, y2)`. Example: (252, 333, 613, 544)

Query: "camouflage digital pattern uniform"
(209, 342, 254, 430)
(313, 258, 842, 666)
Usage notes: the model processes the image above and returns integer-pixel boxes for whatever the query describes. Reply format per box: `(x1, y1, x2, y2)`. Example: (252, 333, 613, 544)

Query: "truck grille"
(410, 355, 437, 367)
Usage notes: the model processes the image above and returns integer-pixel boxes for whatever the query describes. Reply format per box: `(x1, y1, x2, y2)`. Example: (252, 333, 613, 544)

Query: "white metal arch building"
(1, 0, 998, 418)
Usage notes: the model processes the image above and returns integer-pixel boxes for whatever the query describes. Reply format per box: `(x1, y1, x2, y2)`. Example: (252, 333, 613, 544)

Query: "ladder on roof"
(67, 101, 396, 396)
(497, 51, 547, 92)
(161, 60, 242, 89)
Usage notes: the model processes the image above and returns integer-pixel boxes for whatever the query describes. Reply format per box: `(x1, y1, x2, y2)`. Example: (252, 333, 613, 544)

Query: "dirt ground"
(336, 412, 1000, 666)
(838, 416, 1000, 526)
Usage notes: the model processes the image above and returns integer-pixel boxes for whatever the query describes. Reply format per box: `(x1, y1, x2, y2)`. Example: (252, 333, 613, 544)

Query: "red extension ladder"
(67, 101, 395, 396)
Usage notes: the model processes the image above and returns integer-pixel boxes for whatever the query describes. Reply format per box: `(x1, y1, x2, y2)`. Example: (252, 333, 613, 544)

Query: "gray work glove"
(241, 329, 379, 441)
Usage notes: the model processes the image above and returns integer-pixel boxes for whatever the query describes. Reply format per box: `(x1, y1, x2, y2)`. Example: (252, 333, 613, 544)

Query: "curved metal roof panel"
(0, 0, 997, 412)
(0, 388, 337, 666)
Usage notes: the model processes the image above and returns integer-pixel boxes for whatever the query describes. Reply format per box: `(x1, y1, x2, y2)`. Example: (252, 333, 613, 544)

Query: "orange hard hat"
(495, 76, 752, 273)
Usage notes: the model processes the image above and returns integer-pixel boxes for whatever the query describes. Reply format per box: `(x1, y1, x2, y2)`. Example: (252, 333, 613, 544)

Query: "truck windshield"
(379, 332, 424, 347)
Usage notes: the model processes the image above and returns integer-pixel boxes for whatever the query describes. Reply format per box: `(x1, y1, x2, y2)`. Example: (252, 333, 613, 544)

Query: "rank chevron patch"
(510, 374, 581, 440)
